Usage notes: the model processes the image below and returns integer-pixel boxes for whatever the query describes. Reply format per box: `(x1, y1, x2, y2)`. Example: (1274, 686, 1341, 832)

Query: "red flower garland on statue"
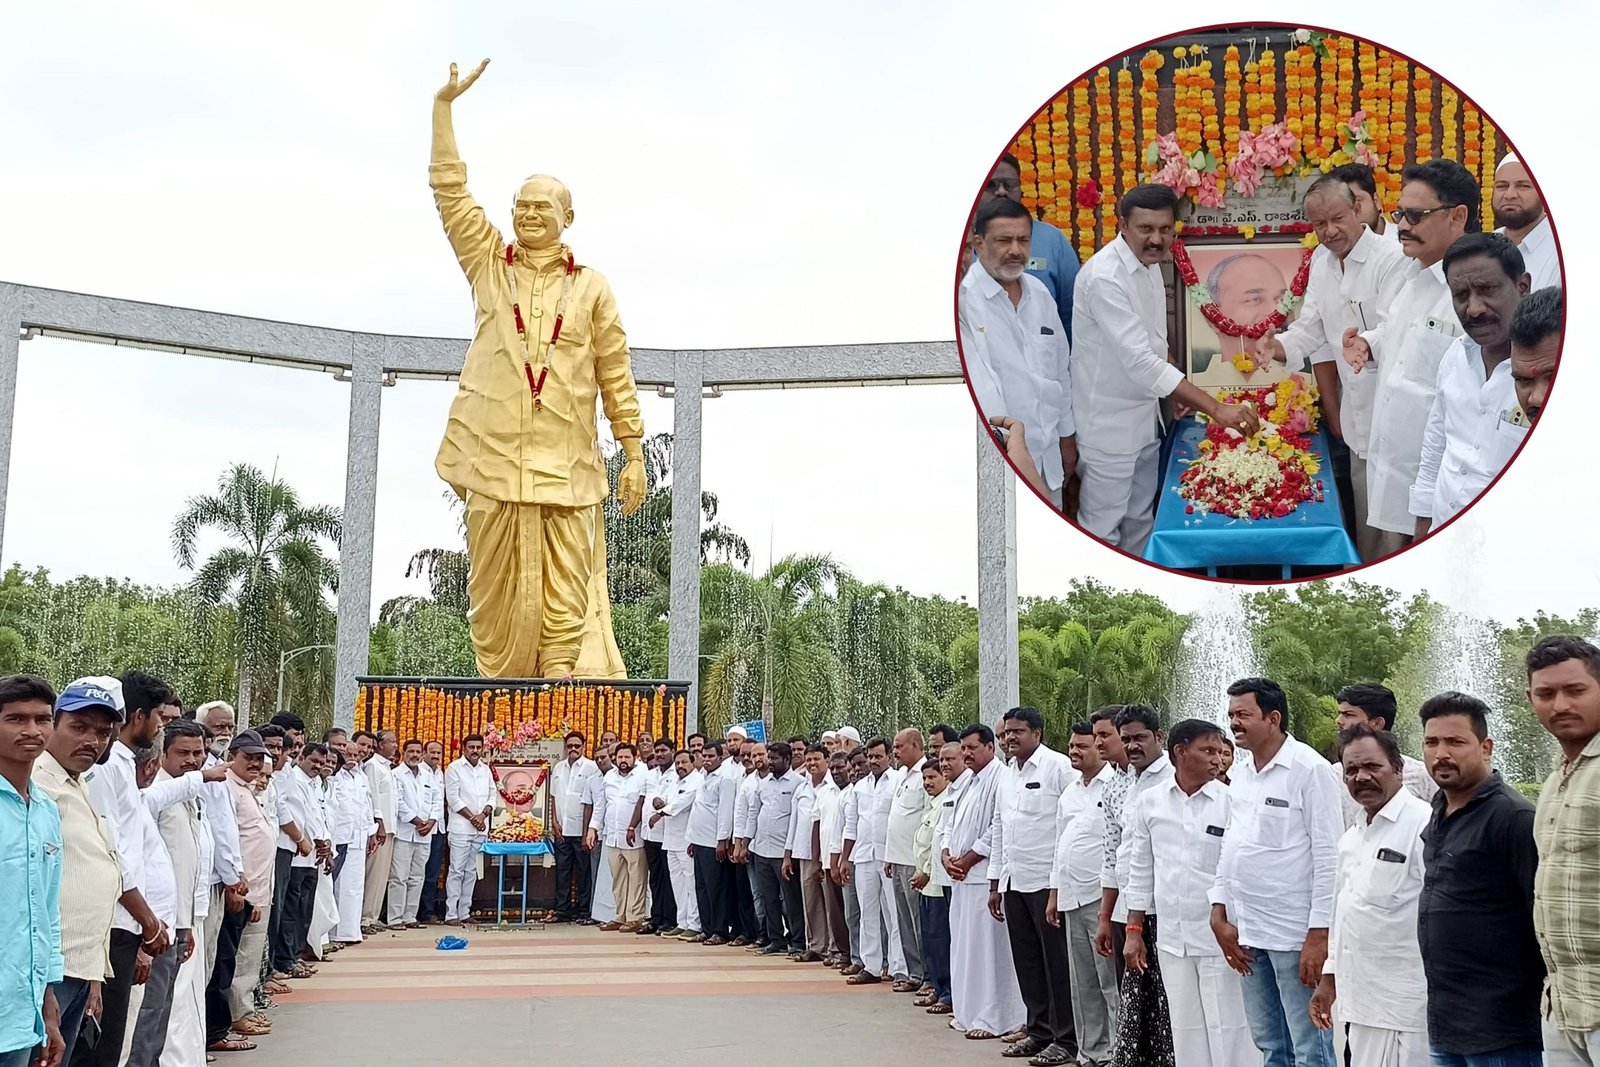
(1172, 239, 1315, 339)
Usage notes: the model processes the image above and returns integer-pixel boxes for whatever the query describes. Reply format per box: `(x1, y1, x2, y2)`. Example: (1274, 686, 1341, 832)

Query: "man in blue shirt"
(973, 153, 1081, 343)
(0, 674, 66, 1067)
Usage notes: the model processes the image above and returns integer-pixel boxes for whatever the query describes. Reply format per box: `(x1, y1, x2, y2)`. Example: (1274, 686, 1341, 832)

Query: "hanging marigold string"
(1117, 63, 1138, 194)
(1389, 55, 1410, 209)
(1462, 101, 1482, 175)
(1259, 46, 1277, 125)
(1139, 50, 1162, 162)
(1243, 51, 1261, 134)
(1413, 65, 1434, 161)
(1284, 44, 1305, 160)
(1094, 65, 1117, 245)
(1198, 55, 1222, 160)
(1072, 78, 1094, 261)
(1222, 45, 1242, 158)
(1482, 121, 1498, 230)
(1440, 81, 1459, 161)
(1374, 45, 1393, 206)
(1049, 95, 1071, 230)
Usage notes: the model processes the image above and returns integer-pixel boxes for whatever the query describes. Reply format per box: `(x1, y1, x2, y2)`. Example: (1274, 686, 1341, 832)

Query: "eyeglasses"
(986, 178, 1021, 194)
(1391, 205, 1457, 225)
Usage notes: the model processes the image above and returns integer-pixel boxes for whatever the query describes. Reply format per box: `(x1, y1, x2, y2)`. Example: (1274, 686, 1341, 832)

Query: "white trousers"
(1345, 1022, 1430, 1067)
(590, 844, 616, 923)
(1543, 1019, 1600, 1067)
(160, 920, 205, 1067)
(949, 880, 1026, 1035)
(446, 832, 485, 921)
(1157, 952, 1261, 1067)
(332, 844, 367, 942)
(1076, 440, 1162, 556)
(387, 837, 430, 926)
(852, 860, 900, 973)
(668, 847, 700, 932)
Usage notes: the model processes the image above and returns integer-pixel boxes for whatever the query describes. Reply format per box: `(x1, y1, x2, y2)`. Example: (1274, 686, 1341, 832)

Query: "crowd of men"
(960, 151, 1563, 562)
(5, 632, 1599, 1067)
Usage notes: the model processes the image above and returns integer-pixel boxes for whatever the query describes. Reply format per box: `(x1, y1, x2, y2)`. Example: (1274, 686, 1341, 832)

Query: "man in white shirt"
(959, 196, 1074, 505)
(1070, 183, 1258, 553)
(1333, 685, 1438, 830)
(359, 731, 398, 933)
(1310, 726, 1431, 1067)
(829, 748, 867, 973)
(1251, 176, 1413, 560)
(417, 741, 448, 924)
(1210, 678, 1343, 1067)
(1509, 286, 1560, 428)
(685, 740, 737, 944)
(885, 728, 929, 992)
(329, 749, 372, 943)
(1048, 723, 1120, 1067)
(549, 731, 599, 923)
(586, 742, 648, 931)
(651, 748, 703, 938)
(1492, 154, 1561, 291)
(639, 739, 678, 936)
(992, 708, 1078, 1065)
(1124, 719, 1259, 1067)
(1410, 233, 1532, 538)
(276, 744, 333, 968)
(841, 737, 904, 984)
(442, 733, 496, 926)
(1344, 159, 1478, 557)
(385, 740, 436, 931)
(196, 703, 243, 989)
(730, 743, 767, 945)
(784, 743, 834, 962)
(580, 746, 616, 925)
(942, 724, 1026, 1039)
(746, 741, 804, 956)
(1331, 164, 1401, 248)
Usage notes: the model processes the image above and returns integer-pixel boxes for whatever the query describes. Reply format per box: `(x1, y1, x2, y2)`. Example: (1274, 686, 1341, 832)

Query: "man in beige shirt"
(33, 680, 125, 1063)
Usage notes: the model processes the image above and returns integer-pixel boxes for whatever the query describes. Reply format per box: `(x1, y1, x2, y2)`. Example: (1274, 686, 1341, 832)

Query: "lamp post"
(275, 644, 334, 721)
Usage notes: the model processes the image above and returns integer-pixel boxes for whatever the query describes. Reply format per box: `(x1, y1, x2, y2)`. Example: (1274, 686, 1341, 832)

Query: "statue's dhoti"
(463, 494, 626, 679)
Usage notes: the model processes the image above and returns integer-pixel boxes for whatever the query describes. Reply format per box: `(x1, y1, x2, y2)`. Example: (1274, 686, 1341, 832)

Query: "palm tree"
(172, 463, 341, 721)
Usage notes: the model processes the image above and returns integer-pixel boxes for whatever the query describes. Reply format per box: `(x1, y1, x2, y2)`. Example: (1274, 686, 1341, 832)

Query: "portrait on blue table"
(955, 24, 1565, 582)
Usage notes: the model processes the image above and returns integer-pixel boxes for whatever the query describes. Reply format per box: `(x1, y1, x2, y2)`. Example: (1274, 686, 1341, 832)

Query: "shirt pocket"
(1255, 800, 1299, 849)
(1017, 784, 1055, 817)
(1489, 415, 1529, 468)
(1356, 854, 1413, 910)
(1399, 325, 1456, 389)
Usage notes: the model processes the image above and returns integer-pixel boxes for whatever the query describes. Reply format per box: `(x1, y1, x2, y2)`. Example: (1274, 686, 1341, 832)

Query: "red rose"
(1077, 180, 1101, 208)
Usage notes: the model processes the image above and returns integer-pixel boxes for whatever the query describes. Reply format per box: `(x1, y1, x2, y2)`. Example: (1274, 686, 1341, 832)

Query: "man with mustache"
(1492, 155, 1561, 291)
(1416, 692, 1542, 1066)
(1070, 184, 1258, 555)
(1310, 725, 1430, 1067)
(1332, 684, 1436, 830)
(1524, 637, 1600, 1065)
(1330, 163, 1400, 246)
(960, 195, 1075, 509)
(1509, 287, 1561, 427)
(1343, 159, 1478, 558)
(1409, 232, 1531, 539)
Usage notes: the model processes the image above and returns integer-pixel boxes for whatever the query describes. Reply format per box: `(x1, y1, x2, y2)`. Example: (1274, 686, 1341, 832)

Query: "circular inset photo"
(956, 23, 1563, 581)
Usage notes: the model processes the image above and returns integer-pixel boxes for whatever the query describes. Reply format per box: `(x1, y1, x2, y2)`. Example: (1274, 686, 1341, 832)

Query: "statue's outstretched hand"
(436, 60, 489, 103)
(619, 459, 647, 516)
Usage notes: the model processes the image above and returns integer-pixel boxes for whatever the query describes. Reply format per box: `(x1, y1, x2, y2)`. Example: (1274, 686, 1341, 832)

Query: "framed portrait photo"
(1181, 240, 1307, 391)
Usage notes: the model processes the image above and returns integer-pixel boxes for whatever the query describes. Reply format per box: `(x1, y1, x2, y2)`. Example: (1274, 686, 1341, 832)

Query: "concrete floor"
(251, 926, 1006, 1067)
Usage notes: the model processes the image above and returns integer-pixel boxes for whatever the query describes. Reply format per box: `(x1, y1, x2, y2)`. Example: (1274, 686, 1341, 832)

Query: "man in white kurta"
(582, 750, 617, 924)
(387, 742, 436, 929)
(1346, 160, 1477, 556)
(942, 728, 1026, 1038)
(959, 196, 1074, 503)
(1491, 154, 1561, 291)
(442, 738, 496, 924)
(360, 732, 398, 931)
(654, 752, 703, 936)
(588, 746, 648, 929)
(841, 741, 903, 982)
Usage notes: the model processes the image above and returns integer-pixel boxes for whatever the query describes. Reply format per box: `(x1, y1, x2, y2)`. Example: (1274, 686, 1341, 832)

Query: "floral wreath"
(1171, 238, 1315, 340)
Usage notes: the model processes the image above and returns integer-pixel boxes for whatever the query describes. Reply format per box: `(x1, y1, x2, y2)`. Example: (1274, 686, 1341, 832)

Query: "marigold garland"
(1482, 121, 1498, 230)
(1318, 39, 1337, 160)
(1440, 81, 1458, 162)
(1413, 66, 1434, 161)
(1118, 65, 1138, 193)
(1139, 50, 1163, 155)
(1179, 379, 1325, 520)
(1333, 36, 1355, 164)
(1095, 66, 1117, 244)
(1259, 47, 1277, 125)
(1389, 56, 1410, 205)
(1072, 78, 1094, 261)
(1462, 102, 1481, 174)
(1374, 47, 1394, 207)
(1172, 239, 1315, 338)
(1284, 45, 1306, 161)
(1222, 46, 1242, 158)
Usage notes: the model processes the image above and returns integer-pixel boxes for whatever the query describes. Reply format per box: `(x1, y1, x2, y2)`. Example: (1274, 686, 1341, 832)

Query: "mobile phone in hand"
(82, 1015, 102, 1050)
(990, 422, 1009, 450)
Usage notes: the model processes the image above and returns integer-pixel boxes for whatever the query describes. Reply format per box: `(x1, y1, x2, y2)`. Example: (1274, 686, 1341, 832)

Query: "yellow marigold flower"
(1301, 231, 1320, 249)
(1240, 224, 1257, 240)
(1174, 45, 1188, 58)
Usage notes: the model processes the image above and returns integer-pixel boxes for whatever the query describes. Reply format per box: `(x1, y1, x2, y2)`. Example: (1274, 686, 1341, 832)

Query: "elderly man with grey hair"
(1251, 174, 1414, 561)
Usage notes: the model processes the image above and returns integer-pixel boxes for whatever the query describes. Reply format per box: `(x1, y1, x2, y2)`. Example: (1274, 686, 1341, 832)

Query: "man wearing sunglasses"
(1341, 159, 1479, 559)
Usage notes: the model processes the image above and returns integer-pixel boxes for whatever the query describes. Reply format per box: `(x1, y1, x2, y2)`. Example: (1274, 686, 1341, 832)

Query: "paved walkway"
(250, 926, 1003, 1067)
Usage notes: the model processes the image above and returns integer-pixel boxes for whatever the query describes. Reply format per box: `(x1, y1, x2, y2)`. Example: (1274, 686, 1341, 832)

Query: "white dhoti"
(1158, 952, 1261, 1067)
(852, 861, 895, 973)
(333, 846, 367, 942)
(948, 881, 1025, 1035)
(668, 848, 700, 932)
(160, 921, 206, 1067)
(591, 844, 616, 923)
(880, 866, 906, 977)
(446, 832, 485, 921)
(1346, 1023, 1430, 1067)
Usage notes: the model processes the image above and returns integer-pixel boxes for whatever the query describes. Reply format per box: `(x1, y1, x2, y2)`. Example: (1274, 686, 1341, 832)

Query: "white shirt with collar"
(272, 764, 319, 864)
(1277, 227, 1414, 458)
(363, 755, 397, 834)
(1050, 761, 1116, 909)
(1326, 789, 1431, 1032)
(785, 772, 831, 862)
(1209, 735, 1345, 953)
(824, 780, 853, 863)
(1110, 755, 1174, 923)
(750, 769, 801, 860)
(443, 756, 496, 838)
(1070, 235, 1185, 456)
(946, 760, 1003, 880)
(885, 756, 929, 867)
(331, 766, 373, 847)
(551, 755, 599, 840)
(1409, 336, 1526, 527)
(733, 770, 762, 842)
(150, 768, 207, 928)
(930, 771, 965, 889)
(843, 769, 894, 865)
(959, 260, 1073, 490)
(1361, 257, 1461, 534)
(84, 742, 205, 934)
(424, 762, 446, 821)
(589, 766, 647, 851)
(640, 765, 671, 844)
(1124, 775, 1233, 957)
(686, 761, 737, 849)
(1340, 753, 1437, 830)
(392, 762, 436, 845)
(992, 743, 1075, 893)
(1498, 215, 1560, 291)
(660, 769, 704, 851)
(201, 753, 242, 889)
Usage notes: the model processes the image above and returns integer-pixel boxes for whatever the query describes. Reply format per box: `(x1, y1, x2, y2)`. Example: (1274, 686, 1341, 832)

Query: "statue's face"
(513, 176, 571, 250)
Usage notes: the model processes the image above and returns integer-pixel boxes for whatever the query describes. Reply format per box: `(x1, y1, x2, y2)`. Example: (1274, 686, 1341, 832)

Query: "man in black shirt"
(1416, 692, 1544, 1066)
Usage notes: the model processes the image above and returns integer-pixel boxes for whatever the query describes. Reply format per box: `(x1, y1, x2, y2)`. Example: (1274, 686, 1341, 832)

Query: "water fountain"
(1170, 584, 1261, 726)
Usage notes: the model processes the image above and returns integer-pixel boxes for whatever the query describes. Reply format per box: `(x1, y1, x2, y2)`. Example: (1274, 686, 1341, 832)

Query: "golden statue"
(430, 59, 646, 680)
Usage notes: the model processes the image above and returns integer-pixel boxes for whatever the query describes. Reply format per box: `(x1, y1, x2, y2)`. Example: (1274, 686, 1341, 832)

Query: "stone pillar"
(0, 287, 19, 564)
(975, 420, 1019, 726)
(331, 338, 384, 730)
(667, 351, 704, 731)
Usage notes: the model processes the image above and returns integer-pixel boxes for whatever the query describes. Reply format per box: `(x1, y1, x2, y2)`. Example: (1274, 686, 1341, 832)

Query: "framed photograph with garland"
(1177, 238, 1313, 390)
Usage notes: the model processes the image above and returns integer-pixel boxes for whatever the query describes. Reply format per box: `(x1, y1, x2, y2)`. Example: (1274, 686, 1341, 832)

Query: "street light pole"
(274, 644, 334, 723)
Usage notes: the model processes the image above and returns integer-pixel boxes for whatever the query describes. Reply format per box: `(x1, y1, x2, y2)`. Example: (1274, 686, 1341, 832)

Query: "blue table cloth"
(482, 841, 552, 924)
(482, 841, 551, 857)
(1144, 417, 1359, 576)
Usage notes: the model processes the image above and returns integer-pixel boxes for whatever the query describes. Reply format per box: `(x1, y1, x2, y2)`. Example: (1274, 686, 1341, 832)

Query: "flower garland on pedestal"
(1178, 379, 1325, 519)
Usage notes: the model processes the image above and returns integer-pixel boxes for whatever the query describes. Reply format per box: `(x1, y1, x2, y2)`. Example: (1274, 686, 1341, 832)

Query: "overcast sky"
(1, 0, 1593, 627)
